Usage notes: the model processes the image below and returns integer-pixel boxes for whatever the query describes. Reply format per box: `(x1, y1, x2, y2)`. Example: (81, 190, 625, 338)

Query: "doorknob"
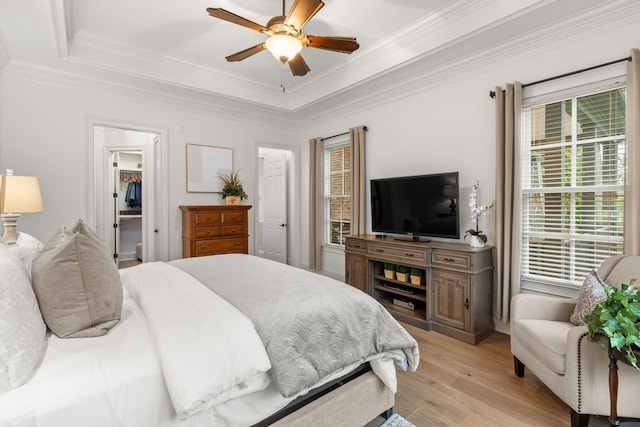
(154, 229, 159, 233)
(280, 223, 287, 227)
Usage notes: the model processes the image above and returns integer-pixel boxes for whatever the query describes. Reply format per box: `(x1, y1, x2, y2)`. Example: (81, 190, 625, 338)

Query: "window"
(323, 141, 351, 246)
(521, 85, 626, 293)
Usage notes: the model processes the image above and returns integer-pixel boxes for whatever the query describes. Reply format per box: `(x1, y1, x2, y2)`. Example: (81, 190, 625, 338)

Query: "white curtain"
(494, 83, 522, 322)
(308, 137, 323, 270)
(625, 49, 640, 255)
(349, 126, 366, 236)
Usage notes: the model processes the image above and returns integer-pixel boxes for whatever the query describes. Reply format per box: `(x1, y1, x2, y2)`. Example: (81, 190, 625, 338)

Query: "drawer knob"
(376, 249, 384, 253)
(355, 244, 361, 248)
(206, 216, 211, 221)
(231, 228, 236, 232)
(201, 245, 206, 249)
(236, 241, 240, 246)
(405, 253, 414, 257)
(206, 230, 211, 234)
(444, 257, 455, 262)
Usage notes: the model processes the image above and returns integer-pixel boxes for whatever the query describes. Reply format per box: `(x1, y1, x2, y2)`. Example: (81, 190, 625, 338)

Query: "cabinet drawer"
(222, 212, 244, 223)
(368, 243, 427, 265)
(222, 224, 246, 236)
(432, 250, 472, 271)
(195, 212, 222, 225)
(194, 238, 246, 256)
(195, 226, 221, 238)
(345, 239, 366, 253)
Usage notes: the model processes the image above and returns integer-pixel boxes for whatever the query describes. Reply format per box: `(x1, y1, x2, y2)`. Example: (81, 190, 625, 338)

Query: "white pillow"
(8, 232, 44, 277)
(0, 244, 47, 393)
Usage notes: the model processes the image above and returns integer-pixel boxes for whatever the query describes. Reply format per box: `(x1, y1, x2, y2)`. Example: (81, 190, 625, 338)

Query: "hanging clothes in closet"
(125, 179, 142, 208)
(121, 171, 142, 209)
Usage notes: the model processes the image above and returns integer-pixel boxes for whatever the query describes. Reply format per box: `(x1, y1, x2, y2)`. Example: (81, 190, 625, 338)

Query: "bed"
(0, 227, 419, 427)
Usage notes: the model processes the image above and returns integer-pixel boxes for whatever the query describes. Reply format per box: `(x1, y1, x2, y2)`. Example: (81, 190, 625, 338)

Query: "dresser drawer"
(194, 226, 221, 238)
(222, 224, 246, 236)
(368, 243, 427, 266)
(194, 238, 247, 256)
(195, 212, 222, 225)
(222, 212, 245, 223)
(345, 238, 366, 253)
(432, 249, 472, 271)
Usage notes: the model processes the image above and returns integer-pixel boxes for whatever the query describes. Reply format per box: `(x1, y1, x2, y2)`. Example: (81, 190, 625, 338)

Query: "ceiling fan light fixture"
(265, 34, 303, 62)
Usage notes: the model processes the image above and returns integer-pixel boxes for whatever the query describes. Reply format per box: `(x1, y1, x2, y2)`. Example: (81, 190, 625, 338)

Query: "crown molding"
(50, 0, 69, 57)
(292, 0, 640, 128)
(1, 60, 297, 130)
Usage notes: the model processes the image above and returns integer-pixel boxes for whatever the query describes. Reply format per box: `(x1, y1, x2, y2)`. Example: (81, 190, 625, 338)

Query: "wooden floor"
(392, 323, 609, 427)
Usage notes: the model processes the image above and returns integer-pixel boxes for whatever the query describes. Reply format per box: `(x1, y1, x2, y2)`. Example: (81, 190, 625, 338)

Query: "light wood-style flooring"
(392, 323, 609, 427)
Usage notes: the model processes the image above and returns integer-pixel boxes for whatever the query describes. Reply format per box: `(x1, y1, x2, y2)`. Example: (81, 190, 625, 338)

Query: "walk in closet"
(114, 151, 143, 265)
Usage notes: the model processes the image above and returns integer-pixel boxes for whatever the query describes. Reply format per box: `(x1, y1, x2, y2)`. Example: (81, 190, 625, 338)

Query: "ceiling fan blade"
(226, 43, 266, 62)
(284, 0, 324, 31)
(207, 8, 269, 33)
(305, 35, 360, 54)
(288, 54, 310, 76)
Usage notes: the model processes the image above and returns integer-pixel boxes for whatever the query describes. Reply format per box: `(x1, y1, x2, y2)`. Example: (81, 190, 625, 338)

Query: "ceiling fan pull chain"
(281, 62, 286, 93)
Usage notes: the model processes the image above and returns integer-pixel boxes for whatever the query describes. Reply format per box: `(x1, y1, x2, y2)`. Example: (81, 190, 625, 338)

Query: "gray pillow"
(0, 243, 47, 392)
(32, 220, 123, 338)
(570, 270, 607, 326)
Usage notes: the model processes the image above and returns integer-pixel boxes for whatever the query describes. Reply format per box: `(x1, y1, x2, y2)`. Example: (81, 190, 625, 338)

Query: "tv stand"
(344, 234, 494, 345)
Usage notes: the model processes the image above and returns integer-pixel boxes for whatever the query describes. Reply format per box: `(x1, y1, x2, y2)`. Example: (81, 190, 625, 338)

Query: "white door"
(262, 149, 288, 263)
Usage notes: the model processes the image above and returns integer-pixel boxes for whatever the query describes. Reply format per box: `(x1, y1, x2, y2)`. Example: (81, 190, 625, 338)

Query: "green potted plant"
(383, 263, 396, 279)
(219, 170, 248, 205)
(410, 267, 424, 286)
(584, 282, 640, 368)
(395, 265, 410, 282)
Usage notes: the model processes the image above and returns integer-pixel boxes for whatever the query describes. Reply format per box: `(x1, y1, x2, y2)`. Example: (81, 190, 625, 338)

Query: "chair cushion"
(513, 319, 574, 375)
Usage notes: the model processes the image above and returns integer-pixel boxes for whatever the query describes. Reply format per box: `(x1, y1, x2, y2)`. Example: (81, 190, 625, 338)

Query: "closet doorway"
(91, 124, 167, 267)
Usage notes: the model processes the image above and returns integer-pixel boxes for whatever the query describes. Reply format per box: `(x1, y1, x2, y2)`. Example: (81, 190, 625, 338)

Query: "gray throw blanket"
(170, 254, 419, 398)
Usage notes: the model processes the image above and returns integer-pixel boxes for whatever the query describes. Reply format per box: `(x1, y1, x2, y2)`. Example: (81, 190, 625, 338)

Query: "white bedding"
(0, 258, 405, 427)
(0, 288, 212, 427)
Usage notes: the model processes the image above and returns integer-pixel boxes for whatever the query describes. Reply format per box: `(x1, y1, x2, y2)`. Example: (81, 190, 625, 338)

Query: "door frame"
(254, 142, 300, 268)
(85, 116, 169, 262)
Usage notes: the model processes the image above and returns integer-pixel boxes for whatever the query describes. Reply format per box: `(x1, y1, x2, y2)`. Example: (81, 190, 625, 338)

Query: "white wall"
(296, 14, 640, 276)
(0, 77, 296, 260)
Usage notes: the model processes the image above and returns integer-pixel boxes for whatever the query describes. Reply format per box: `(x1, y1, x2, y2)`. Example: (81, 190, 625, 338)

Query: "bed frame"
(253, 363, 394, 427)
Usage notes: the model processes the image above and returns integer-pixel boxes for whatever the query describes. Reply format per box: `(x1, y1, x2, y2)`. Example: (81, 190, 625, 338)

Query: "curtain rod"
(321, 126, 368, 141)
(489, 56, 632, 98)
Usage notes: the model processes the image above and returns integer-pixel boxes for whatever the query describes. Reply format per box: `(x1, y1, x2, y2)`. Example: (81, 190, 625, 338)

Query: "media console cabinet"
(345, 234, 493, 344)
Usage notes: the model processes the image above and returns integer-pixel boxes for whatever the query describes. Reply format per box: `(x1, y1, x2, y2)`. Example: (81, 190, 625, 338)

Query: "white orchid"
(465, 180, 495, 243)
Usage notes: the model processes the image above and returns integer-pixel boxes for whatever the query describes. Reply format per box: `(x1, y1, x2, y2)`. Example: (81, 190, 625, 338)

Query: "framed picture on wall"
(186, 143, 233, 192)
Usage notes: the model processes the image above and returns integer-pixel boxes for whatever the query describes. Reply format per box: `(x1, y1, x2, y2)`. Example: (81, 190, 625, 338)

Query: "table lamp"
(0, 170, 44, 245)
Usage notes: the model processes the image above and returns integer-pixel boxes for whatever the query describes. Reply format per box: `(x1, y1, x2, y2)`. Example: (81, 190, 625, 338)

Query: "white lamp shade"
(0, 175, 44, 213)
(265, 34, 303, 62)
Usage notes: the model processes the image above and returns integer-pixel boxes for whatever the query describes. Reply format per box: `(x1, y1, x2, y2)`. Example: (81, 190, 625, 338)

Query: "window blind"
(521, 86, 626, 290)
(323, 140, 351, 246)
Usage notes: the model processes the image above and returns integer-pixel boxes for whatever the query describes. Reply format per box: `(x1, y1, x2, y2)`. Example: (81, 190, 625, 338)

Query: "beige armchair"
(510, 255, 640, 427)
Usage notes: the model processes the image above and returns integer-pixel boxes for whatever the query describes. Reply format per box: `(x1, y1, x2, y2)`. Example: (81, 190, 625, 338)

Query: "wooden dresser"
(179, 205, 251, 258)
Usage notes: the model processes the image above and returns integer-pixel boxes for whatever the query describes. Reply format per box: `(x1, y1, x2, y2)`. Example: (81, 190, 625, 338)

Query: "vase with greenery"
(464, 180, 494, 247)
(383, 262, 396, 279)
(395, 265, 410, 282)
(410, 267, 424, 286)
(584, 282, 640, 368)
(219, 170, 248, 205)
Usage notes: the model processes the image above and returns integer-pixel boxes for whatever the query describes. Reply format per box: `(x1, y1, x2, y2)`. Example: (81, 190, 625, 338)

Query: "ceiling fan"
(206, 0, 360, 76)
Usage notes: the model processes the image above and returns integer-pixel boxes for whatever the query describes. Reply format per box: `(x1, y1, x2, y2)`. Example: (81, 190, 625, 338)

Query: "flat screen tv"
(370, 172, 459, 240)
